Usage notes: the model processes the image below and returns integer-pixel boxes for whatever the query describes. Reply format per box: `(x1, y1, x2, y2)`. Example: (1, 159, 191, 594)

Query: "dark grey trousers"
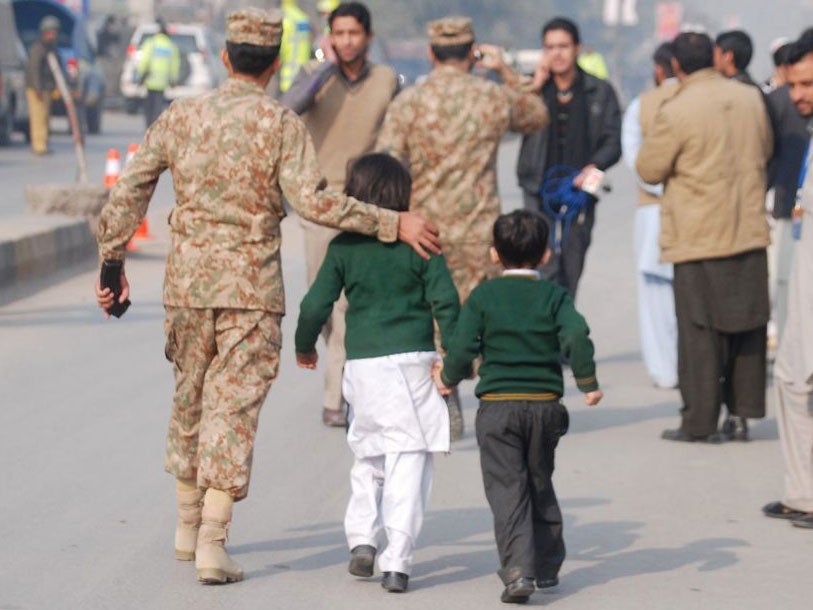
(476, 400, 569, 584)
(144, 89, 167, 129)
(523, 191, 595, 299)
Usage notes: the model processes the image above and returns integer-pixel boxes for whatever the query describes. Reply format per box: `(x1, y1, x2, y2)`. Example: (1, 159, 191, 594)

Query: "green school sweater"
(295, 233, 460, 359)
(441, 274, 599, 399)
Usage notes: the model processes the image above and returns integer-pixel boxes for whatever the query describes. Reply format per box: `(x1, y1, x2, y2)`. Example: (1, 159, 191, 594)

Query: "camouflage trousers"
(442, 241, 499, 303)
(434, 241, 497, 374)
(163, 307, 282, 501)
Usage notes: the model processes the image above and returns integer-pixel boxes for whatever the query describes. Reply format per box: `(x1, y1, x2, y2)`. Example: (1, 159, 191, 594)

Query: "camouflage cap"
(226, 8, 283, 47)
(426, 16, 475, 47)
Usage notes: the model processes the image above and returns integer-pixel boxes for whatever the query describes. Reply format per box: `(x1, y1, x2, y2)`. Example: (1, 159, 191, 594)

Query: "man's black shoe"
(721, 415, 749, 441)
(348, 544, 376, 577)
(501, 577, 535, 604)
(791, 513, 813, 529)
(762, 501, 809, 520)
(661, 428, 724, 444)
(536, 576, 559, 589)
(381, 571, 408, 592)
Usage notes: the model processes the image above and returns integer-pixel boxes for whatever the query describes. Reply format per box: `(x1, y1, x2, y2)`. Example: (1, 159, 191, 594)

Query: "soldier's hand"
(584, 389, 603, 406)
(296, 352, 318, 369)
(95, 271, 130, 320)
(398, 212, 441, 260)
(477, 44, 506, 72)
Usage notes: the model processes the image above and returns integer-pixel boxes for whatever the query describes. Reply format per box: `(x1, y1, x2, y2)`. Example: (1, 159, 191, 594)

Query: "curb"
(0, 215, 97, 288)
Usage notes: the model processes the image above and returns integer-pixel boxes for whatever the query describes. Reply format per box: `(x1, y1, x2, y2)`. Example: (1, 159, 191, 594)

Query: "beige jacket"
(636, 68, 772, 263)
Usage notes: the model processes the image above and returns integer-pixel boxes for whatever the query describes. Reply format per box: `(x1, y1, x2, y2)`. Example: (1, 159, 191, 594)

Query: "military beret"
(426, 16, 475, 47)
(226, 8, 283, 47)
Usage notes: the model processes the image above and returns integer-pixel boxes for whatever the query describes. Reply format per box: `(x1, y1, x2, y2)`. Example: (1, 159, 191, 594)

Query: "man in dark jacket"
(516, 17, 621, 298)
(25, 16, 60, 155)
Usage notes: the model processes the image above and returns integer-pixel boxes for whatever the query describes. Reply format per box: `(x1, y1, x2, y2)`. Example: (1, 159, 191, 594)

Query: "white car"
(120, 22, 226, 114)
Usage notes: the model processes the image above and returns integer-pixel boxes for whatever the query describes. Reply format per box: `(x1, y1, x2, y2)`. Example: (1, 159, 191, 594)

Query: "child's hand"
(432, 361, 452, 396)
(296, 352, 318, 369)
(584, 389, 603, 406)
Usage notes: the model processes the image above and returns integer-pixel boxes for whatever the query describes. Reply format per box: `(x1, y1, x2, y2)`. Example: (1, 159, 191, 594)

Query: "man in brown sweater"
(281, 2, 399, 428)
(637, 32, 773, 443)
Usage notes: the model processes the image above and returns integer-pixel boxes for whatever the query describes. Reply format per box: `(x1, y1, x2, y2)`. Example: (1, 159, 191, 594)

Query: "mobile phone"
(100, 259, 131, 318)
(580, 168, 605, 196)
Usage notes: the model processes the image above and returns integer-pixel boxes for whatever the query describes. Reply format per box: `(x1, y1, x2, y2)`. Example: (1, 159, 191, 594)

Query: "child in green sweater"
(435, 209, 603, 604)
(295, 153, 460, 593)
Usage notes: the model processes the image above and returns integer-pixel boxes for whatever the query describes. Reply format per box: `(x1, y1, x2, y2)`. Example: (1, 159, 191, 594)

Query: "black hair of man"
(344, 153, 412, 212)
(715, 30, 753, 71)
(492, 210, 550, 269)
(226, 42, 281, 76)
(653, 42, 675, 78)
(156, 17, 168, 35)
(672, 31, 714, 75)
(430, 42, 473, 62)
(773, 42, 793, 67)
(329, 2, 371, 35)
(542, 17, 580, 46)
(787, 32, 813, 65)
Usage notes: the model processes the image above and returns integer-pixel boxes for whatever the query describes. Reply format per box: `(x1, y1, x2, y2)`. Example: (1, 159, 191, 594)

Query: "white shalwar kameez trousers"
(342, 351, 450, 575)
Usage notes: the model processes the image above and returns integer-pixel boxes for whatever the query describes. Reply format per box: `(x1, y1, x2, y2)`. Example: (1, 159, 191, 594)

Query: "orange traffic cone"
(103, 148, 121, 189)
(124, 142, 152, 243)
(125, 142, 138, 165)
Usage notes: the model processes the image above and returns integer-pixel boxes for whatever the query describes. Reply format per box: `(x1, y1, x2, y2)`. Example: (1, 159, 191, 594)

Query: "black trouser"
(144, 89, 167, 129)
(673, 254, 768, 437)
(476, 400, 569, 584)
(524, 191, 595, 299)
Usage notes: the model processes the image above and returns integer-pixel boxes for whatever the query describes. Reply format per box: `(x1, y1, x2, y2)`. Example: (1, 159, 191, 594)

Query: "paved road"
(1, 124, 811, 609)
(0, 111, 174, 219)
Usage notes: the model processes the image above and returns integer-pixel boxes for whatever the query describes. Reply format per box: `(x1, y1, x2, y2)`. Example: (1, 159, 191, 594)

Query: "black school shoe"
(348, 545, 376, 577)
(536, 576, 559, 589)
(381, 571, 408, 592)
(762, 501, 810, 520)
(501, 577, 535, 604)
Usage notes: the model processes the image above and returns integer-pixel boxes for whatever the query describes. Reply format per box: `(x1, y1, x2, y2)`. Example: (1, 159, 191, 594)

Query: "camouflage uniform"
(376, 17, 548, 303)
(97, 15, 398, 499)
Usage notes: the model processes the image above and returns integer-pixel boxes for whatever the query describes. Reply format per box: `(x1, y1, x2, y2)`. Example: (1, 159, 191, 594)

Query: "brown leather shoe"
(322, 408, 347, 427)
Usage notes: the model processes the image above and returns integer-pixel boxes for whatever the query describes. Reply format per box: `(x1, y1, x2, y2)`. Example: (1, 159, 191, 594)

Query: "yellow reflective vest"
(280, 0, 312, 93)
(138, 32, 181, 92)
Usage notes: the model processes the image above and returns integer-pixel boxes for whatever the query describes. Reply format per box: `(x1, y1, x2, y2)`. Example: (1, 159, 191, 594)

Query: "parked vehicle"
(120, 22, 226, 114)
(0, 0, 29, 144)
(12, 0, 106, 134)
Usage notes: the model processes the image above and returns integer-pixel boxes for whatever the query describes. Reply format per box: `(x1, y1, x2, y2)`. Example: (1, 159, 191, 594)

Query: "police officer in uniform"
(95, 8, 439, 585)
(137, 18, 180, 128)
(25, 16, 60, 155)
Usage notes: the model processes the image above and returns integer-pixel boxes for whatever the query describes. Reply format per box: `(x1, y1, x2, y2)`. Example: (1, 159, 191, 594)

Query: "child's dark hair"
(344, 153, 412, 212)
(492, 210, 549, 268)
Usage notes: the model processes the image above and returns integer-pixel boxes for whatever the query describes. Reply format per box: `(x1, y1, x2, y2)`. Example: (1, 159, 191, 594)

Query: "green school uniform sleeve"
(555, 292, 599, 392)
(295, 242, 344, 354)
(423, 254, 460, 352)
(440, 292, 482, 387)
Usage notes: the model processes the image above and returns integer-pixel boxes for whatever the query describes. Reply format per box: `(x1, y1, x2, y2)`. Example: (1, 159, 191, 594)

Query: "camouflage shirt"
(376, 65, 547, 244)
(97, 77, 398, 313)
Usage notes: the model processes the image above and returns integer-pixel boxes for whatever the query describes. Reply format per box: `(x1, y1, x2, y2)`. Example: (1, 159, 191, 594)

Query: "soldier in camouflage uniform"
(376, 16, 548, 439)
(95, 8, 439, 586)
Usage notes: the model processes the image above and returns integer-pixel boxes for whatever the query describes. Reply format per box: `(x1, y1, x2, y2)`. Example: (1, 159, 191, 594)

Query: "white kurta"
(774, 137, 813, 512)
(342, 351, 451, 458)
